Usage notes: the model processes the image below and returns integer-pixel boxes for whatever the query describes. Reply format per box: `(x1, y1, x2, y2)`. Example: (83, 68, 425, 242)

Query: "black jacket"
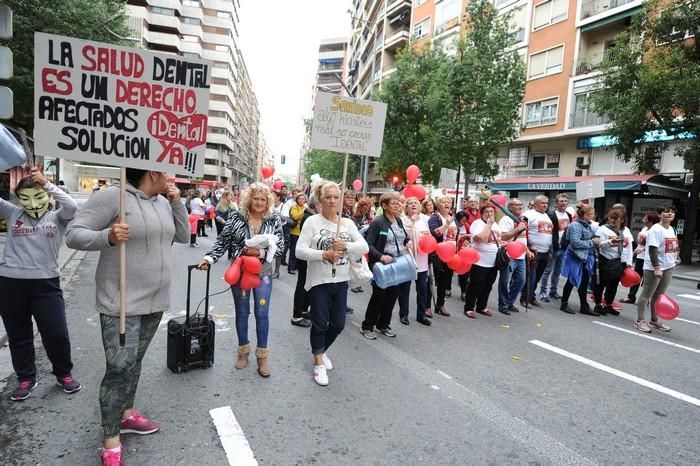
(364, 214, 409, 269)
(548, 210, 572, 253)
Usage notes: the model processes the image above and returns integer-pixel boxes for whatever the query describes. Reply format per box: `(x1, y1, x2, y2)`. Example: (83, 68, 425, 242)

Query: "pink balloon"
(406, 165, 420, 184)
(419, 234, 437, 254)
(352, 179, 363, 191)
(489, 194, 508, 208)
(261, 166, 275, 179)
(620, 268, 641, 287)
(506, 241, 527, 259)
(655, 294, 680, 320)
(436, 241, 456, 263)
(458, 247, 480, 265)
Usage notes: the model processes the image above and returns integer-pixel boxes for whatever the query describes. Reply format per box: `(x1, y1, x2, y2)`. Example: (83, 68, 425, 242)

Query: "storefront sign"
(576, 178, 605, 200)
(630, 198, 667, 235)
(34, 33, 211, 176)
(527, 183, 568, 190)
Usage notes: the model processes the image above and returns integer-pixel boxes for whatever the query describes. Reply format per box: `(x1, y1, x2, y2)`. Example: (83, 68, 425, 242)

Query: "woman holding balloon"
(402, 197, 433, 326)
(197, 183, 284, 377)
(635, 206, 679, 333)
(463, 205, 501, 318)
(497, 198, 530, 315)
(428, 195, 458, 317)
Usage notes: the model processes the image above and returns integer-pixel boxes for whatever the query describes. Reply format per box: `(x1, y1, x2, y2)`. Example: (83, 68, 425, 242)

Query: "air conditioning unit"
(575, 169, 589, 177)
(576, 155, 590, 168)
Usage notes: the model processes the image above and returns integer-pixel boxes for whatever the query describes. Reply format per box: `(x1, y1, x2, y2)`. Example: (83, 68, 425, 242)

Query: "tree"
(304, 148, 361, 185)
(1, 0, 132, 131)
(590, 0, 700, 263)
(377, 0, 526, 186)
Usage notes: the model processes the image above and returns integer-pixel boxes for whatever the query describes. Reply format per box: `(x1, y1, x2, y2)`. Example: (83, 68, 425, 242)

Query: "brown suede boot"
(255, 348, 271, 377)
(235, 344, 251, 369)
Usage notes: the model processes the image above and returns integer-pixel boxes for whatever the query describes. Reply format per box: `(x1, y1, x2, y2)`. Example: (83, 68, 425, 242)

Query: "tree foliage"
(377, 0, 525, 185)
(589, 0, 700, 262)
(304, 149, 361, 185)
(1, 0, 132, 129)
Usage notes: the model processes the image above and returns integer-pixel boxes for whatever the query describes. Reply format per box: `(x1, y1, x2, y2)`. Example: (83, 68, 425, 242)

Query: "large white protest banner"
(310, 91, 387, 157)
(33, 32, 211, 177)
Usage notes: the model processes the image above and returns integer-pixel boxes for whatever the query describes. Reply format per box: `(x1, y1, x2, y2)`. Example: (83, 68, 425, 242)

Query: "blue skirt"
(561, 249, 595, 289)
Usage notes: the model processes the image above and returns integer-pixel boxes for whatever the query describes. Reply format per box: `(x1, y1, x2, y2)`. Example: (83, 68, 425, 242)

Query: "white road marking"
(592, 321, 700, 354)
(677, 318, 700, 326)
(430, 384, 440, 390)
(678, 294, 700, 301)
(209, 406, 258, 466)
(530, 340, 700, 408)
(437, 370, 453, 380)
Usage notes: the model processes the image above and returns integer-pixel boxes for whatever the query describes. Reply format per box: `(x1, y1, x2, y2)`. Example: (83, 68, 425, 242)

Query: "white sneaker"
(634, 320, 652, 333)
(322, 353, 333, 370)
(313, 365, 328, 386)
(649, 319, 671, 332)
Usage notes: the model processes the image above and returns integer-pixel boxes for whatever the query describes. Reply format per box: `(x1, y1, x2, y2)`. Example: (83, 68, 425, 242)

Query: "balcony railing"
(581, 0, 636, 20)
(569, 110, 609, 128)
(572, 49, 618, 75)
(434, 17, 460, 36)
(515, 168, 560, 177)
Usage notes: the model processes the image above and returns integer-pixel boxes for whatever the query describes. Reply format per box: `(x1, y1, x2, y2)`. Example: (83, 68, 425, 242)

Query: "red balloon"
(418, 234, 437, 254)
(411, 184, 426, 201)
(224, 258, 242, 286)
(261, 166, 275, 179)
(489, 194, 508, 208)
(240, 271, 261, 291)
(655, 294, 680, 320)
(447, 254, 462, 271)
(506, 241, 527, 259)
(436, 241, 456, 262)
(272, 180, 284, 191)
(454, 261, 472, 275)
(352, 179, 363, 191)
(459, 247, 480, 265)
(240, 255, 262, 275)
(620, 268, 642, 287)
(406, 165, 420, 184)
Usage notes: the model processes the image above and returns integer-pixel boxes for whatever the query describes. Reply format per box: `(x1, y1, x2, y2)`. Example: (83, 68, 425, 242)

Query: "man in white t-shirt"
(538, 194, 572, 302)
(520, 195, 553, 306)
(497, 198, 531, 314)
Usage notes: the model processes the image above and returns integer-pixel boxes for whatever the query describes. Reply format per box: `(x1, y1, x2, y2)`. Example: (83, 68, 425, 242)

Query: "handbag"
(492, 230, 510, 272)
(350, 256, 373, 283)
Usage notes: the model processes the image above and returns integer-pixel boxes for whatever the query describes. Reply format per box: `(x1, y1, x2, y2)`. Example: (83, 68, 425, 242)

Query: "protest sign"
(33, 32, 211, 177)
(310, 91, 387, 157)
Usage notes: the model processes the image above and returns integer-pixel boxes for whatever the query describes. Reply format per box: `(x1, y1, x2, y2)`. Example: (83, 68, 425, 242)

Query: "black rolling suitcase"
(167, 265, 215, 373)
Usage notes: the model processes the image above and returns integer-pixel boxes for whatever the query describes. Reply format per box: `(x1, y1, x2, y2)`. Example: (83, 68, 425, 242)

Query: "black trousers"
(434, 262, 453, 307)
(627, 258, 644, 300)
(458, 272, 470, 293)
(292, 259, 309, 318)
(593, 257, 622, 306)
(362, 283, 399, 330)
(464, 264, 498, 312)
(197, 218, 206, 236)
(522, 252, 549, 302)
(563, 268, 591, 308)
(0, 276, 73, 380)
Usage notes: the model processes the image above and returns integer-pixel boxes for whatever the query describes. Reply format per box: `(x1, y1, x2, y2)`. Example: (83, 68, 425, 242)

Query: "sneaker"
(322, 353, 333, 370)
(498, 308, 511, 315)
(119, 410, 160, 435)
(376, 327, 397, 337)
(189, 243, 199, 248)
(10, 379, 37, 401)
(400, 316, 410, 325)
(291, 318, 312, 328)
(56, 375, 82, 394)
(360, 329, 377, 340)
(635, 320, 652, 333)
(350, 286, 363, 293)
(649, 319, 671, 332)
(100, 445, 124, 466)
(313, 365, 328, 386)
(508, 305, 520, 313)
(538, 295, 550, 303)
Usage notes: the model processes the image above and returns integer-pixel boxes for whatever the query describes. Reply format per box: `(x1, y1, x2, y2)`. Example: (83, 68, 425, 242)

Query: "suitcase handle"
(186, 264, 211, 323)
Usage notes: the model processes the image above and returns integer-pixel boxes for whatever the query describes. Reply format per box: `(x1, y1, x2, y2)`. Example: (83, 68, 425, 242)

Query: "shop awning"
(489, 174, 684, 197)
(581, 7, 641, 32)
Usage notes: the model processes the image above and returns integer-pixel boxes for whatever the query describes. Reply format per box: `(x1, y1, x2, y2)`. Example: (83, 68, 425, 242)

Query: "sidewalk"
(0, 232, 81, 347)
(673, 264, 700, 284)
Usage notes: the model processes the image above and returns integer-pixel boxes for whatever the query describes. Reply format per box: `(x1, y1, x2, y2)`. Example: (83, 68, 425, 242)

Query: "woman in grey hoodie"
(66, 168, 189, 466)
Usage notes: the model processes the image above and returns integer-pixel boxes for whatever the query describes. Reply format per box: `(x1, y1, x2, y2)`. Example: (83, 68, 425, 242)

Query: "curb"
(0, 248, 83, 348)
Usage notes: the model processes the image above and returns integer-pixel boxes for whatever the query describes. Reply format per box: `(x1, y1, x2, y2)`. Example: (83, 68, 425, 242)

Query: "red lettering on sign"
(41, 68, 72, 95)
(81, 45, 144, 78)
(147, 111, 208, 150)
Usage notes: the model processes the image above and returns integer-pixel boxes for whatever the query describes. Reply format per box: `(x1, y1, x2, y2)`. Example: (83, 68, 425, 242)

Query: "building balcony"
(572, 50, 617, 75)
(383, 29, 410, 52)
(580, 0, 637, 20)
(386, 0, 411, 19)
(569, 110, 609, 129)
(514, 168, 560, 177)
(434, 17, 460, 36)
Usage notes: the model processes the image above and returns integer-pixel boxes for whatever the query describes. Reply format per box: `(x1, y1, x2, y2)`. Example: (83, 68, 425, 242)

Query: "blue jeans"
(498, 258, 526, 310)
(309, 282, 348, 354)
(231, 274, 273, 348)
(539, 248, 565, 297)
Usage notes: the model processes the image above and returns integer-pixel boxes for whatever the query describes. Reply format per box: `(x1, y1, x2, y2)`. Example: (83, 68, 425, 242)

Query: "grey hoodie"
(66, 183, 189, 317)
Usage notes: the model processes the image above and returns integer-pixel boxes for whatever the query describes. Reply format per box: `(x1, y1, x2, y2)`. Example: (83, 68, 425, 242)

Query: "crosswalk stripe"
(530, 340, 700, 407)
(677, 318, 700, 326)
(210, 406, 258, 466)
(591, 321, 700, 354)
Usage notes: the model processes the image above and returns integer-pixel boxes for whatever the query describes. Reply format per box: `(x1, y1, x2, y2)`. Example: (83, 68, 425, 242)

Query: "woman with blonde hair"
(401, 197, 432, 325)
(197, 183, 284, 377)
(296, 181, 368, 385)
(214, 191, 236, 237)
(428, 195, 457, 316)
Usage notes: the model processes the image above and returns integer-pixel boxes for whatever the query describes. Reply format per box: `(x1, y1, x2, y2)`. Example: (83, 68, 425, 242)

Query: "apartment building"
(119, 0, 259, 190)
(316, 38, 348, 94)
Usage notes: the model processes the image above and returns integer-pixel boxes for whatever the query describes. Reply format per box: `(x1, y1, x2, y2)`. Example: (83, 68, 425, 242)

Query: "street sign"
(576, 177, 605, 200)
(33, 32, 212, 176)
(0, 46, 12, 79)
(0, 86, 12, 119)
(310, 91, 387, 157)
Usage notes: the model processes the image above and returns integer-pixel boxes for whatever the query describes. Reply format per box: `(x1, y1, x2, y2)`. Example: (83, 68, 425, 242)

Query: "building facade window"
(182, 35, 200, 43)
(182, 0, 200, 6)
(415, 0, 428, 6)
(528, 45, 563, 79)
(434, 0, 462, 35)
(182, 17, 200, 25)
(150, 6, 174, 16)
(524, 97, 558, 127)
(532, 0, 567, 31)
(530, 152, 560, 169)
(413, 17, 431, 39)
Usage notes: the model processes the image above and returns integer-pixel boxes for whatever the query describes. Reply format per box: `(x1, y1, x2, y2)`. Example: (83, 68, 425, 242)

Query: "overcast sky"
(238, 1, 352, 179)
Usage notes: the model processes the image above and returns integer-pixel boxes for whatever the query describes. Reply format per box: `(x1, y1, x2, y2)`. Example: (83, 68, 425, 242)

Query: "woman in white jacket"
(295, 181, 368, 386)
(401, 197, 432, 326)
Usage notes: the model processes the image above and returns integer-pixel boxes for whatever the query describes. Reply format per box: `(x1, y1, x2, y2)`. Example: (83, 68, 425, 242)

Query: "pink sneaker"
(119, 409, 160, 435)
(100, 445, 123, 466)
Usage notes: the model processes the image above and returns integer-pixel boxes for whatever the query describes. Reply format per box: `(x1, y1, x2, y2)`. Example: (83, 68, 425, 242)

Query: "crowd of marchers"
(0, 168, 681, 466)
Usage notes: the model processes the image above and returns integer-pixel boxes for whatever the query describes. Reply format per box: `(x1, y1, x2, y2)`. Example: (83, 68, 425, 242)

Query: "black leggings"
(464, 264, 498, 312)
(562, 268, 590, 308)
(594, 257, 622, 306)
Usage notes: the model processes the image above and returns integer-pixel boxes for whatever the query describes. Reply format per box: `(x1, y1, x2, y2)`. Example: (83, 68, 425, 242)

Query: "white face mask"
(18, 188, 50, 219)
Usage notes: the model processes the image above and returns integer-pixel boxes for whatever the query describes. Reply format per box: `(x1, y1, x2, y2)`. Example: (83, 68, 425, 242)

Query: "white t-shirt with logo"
(499, 216, 527, 260)
(622, 226, 634, 265)
(636, 226, 649, 261)
(470, 219, 501, 268)
(554, 210, 571, 245)
(523, 209, 553, 253)
(644, 223, 679, 271)
(597, 225, 625, 260)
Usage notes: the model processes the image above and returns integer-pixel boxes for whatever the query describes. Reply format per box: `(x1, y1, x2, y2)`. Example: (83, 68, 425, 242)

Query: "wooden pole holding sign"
(333, 153, 350, 278)
(119, 166, 127, 346)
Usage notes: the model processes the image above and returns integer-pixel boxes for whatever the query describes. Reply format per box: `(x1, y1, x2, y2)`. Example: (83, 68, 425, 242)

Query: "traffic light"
(0, 4, 13, 119)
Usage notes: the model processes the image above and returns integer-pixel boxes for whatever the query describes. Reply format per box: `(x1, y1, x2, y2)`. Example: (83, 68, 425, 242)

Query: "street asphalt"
(1, 234, 699, 465)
